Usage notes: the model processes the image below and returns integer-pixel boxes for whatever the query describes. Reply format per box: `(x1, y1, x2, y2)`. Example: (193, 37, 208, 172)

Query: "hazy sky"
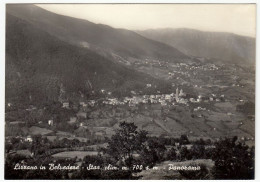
(37, 4, 256, 37)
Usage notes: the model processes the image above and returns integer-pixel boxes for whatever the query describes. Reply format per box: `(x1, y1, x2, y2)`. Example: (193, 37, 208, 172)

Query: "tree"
(30, 134, 49, 156)
(11, 137, 20, 145)
(5, 143, 13, 153)
(104, 121, 148, 169)
(5, 154, 27, 179)
(179, 146, 191, 160)
(179, 134, 190, 145)
(212, 137, 254, 179)
(166, 147, 177, 161)
(190, 144, 205, 159)
(138, 137, 166, 167)
(147, 137, 166, 162)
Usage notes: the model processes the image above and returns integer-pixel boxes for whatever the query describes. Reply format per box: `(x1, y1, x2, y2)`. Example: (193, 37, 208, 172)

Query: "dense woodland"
(5, 122, 254, 179)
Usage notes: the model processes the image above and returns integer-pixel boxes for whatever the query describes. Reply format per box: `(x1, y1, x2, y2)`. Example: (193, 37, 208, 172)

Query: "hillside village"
(6, 82, 254, 146)
(6, 55, 255, 147)
(5, 4, 255, 180)
(5, 54, 255, 158)
(78, 87, 226, 108)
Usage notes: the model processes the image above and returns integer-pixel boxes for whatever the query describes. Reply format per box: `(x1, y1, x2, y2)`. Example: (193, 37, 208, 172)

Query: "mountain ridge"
(6, 4, 188, 63)
(137, 28, 255, 65)
(6, 13, 172, 104)
(136, 27, 255, 39)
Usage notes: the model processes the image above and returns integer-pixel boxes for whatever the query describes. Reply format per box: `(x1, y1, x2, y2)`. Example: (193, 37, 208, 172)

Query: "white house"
(25, 135, 33, 142)
(62, 102, 70, 109)
(179, 89, 185, 96)
(190, 98, 196, 103)
(146, 84, 152, 88)
(48, 119, 54, 126)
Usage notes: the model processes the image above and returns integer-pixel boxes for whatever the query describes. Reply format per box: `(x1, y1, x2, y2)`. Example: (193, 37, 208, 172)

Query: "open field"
(84, 100, 254, 140)
(16, 149, 31, 157)
(28, 126, 53, 135)
(52, 151, 99, 159)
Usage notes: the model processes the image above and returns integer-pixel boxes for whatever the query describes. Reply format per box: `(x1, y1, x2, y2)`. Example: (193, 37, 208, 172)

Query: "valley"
(4, 4, 255, 180)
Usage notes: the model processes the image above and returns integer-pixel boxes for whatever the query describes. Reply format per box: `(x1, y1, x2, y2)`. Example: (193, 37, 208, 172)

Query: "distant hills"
(6, 5, 188, 63)
(137, 28, 255, 65)
(6, 14, 171, 104)
(6, 4, 256, 104)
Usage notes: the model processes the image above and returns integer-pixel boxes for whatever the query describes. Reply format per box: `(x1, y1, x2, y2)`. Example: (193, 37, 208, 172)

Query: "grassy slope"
(6, 14, 171, 104)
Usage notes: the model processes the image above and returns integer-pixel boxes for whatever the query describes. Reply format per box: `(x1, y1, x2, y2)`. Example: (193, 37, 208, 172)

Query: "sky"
(37, 4, 256, 37)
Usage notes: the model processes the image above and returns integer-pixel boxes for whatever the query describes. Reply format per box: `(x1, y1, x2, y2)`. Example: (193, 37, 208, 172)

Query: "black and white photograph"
(4, 3, 256, 180)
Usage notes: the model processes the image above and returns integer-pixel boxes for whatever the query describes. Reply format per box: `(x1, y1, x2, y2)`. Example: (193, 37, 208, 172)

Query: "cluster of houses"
(189, 94, 225, 104)
(186, 63, 219, 71)
(171, 61, 219, 71)
(101, 91, 225, 108)
(5, 135, 33, 144)
(164, 62, 220, 88)
(62, 100, 96, 109)
(168, 70, 191, 78)
(193, 106, 207, 112)
(59, 88, 226, 110)
(100, 88, 188, 107)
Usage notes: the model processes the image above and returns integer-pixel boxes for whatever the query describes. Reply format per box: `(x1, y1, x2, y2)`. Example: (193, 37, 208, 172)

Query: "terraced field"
(85, 100, 254, 141)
